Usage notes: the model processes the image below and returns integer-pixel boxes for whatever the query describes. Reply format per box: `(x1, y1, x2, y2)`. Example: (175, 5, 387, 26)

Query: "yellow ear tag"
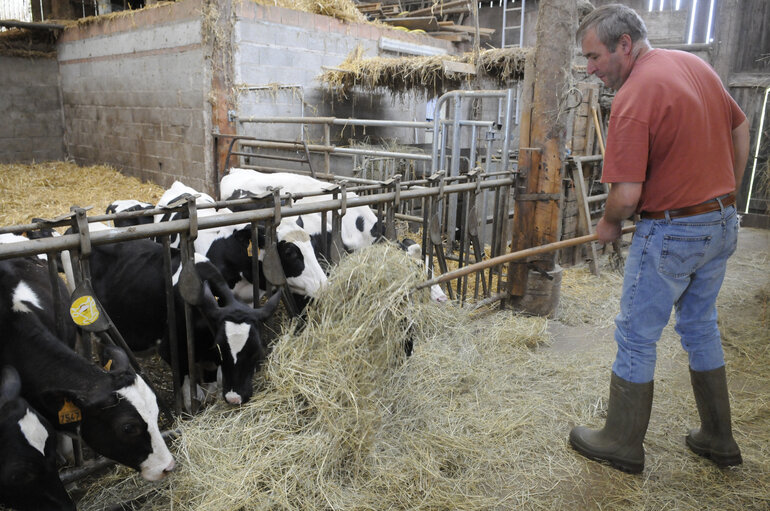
(70, 295, 100, 326)
(58, 399, 82, 425)
(247, 240, 253, 257)
(104, 359, 113, 371)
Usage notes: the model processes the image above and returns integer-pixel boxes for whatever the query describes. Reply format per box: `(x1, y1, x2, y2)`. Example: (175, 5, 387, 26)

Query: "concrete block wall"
(56, 0, 212, 192)
(0, 55, 65, 163)
(230, 2, 456, 178)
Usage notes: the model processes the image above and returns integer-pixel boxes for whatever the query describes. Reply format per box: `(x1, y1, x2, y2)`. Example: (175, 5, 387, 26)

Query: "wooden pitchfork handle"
(414, 225, 636, 291)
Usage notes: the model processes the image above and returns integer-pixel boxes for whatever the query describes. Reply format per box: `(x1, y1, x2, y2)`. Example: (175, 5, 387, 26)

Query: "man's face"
(581, 27, 627, 91)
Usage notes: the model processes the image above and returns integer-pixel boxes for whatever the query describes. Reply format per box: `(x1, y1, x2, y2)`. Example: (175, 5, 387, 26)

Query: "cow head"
(197, 281, 282, 405)
(0, 366, 75, 511)
(204, 225, 254, 289)
(105, 200, 155, 228)
(342, 209, 385, 252)
(276, 223, 328, 298)
(40, 346, 175, 481)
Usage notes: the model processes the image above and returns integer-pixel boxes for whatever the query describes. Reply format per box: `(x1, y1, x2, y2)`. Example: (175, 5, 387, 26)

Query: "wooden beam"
(442, 60, 476, 75)
(0, 19, 66, 30)
(508, 0, 576, 313)
(436, 23, 495, 37)
(382, 16, 440, 31)
(728, 73, 770, 88)
(406, 0, 470, 17)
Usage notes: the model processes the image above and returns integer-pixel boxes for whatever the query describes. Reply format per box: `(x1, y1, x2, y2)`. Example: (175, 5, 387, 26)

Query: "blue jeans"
(612, 204, 739, 383)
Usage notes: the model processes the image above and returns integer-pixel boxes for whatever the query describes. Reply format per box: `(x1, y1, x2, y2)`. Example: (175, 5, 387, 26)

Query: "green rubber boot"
(686, 365, 742, 467)
(569, 372, 654, 474)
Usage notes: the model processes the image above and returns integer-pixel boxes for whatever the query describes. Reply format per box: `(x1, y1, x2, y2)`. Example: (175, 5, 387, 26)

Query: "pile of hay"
(0, 161, 164, 227)
(75, 242, 551, 510)
(557, 262, 624, 327)
(320, 46, 531, 98)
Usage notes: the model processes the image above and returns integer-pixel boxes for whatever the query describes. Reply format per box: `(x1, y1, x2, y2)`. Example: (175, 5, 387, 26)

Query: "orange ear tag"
(58, 399, 82, 425)
(247, 240, 253, 257)
(104, 359, 113, 371)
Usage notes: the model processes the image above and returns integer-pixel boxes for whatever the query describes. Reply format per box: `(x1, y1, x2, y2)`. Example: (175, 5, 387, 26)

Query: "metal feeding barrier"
(0, 167, 517, 484)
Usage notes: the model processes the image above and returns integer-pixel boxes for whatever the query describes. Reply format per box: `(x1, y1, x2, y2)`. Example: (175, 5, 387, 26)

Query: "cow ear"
(256, 290, 282, 321)
(0, 365, 22, 406)
(194, 261, 234, 307)
(234, 226, 252, 246)
(102, 345, 132, 374)
(38, 388, 98, 419)
(199, 281, 221, 316)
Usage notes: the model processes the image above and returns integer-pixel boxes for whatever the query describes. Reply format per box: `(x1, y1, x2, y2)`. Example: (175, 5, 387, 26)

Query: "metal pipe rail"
(238, 139, 432, 161)
(0, 177, 515, 262)
(236, 116, 496, 130)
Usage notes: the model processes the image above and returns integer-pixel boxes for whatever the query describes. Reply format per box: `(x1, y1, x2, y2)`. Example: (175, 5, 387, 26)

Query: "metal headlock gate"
(0, 87, 520, 490)
(0, 167, 514, 483)
(224, 87, 522, 304)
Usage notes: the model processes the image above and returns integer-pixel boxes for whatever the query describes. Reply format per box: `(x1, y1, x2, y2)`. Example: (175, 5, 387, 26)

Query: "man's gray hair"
(576, 3, 648, 53)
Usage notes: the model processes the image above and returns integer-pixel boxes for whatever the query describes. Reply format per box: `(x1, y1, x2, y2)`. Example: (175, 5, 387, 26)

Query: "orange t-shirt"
(601, 49, 746, 213)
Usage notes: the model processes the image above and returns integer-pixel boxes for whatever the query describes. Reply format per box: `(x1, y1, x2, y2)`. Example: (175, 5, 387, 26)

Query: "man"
(569, 4, 750, 474)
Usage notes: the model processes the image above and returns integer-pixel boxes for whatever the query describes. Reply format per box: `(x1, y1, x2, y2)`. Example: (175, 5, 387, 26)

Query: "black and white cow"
(0, 365, 75, 511)
(87, 237, 282, 406)
(220, 168, 386, 253)
(398, 238, 448, 303)
(154, 181, 219, 248)
(106, 199, 155, 228)
(152, 181, 328, 304)
(0, 257, 175, 482)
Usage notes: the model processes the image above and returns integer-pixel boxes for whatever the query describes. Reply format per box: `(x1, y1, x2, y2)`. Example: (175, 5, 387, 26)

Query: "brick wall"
(230, 2, 456, 177)
(56, 0, 212, 192)
(0, 55, 65, 163)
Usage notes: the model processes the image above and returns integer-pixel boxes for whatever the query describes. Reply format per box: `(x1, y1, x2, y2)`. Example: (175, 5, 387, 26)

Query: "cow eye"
(10, 469, 36, 485)
(121, 422, 143, 437)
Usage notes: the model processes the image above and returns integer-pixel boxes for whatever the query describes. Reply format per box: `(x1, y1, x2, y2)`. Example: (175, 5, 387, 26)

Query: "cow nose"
(164, 459, 176, 473)
(225, 391, 242, 405)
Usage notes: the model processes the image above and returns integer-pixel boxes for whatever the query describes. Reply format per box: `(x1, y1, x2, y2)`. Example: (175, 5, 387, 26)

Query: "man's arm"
(596, 182, 643, 243)
(732, 118, 750, 193)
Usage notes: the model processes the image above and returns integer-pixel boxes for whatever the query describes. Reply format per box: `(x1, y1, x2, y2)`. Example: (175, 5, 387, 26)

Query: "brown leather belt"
(640, 193, 735, 220)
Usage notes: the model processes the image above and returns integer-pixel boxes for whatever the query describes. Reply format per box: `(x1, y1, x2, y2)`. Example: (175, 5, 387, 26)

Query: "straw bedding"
(0, 162, 767, 510)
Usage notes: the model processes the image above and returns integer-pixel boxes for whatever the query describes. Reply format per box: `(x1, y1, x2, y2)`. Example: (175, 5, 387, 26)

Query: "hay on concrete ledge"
(250, 0, 368, 23)
(320, 46, 531, 98)
(0, 26, 58, 58)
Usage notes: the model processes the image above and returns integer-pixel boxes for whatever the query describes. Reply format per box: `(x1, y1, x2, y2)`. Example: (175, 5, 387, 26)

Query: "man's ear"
(620, 33, 633, 54)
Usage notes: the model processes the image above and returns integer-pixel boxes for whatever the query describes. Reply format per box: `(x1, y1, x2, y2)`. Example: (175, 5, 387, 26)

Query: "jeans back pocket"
(659, 235, 711, 278)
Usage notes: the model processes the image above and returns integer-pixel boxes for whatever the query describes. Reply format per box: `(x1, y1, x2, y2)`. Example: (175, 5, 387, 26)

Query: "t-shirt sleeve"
(601, 115, 649, 184)
(727, 93, 746, 129)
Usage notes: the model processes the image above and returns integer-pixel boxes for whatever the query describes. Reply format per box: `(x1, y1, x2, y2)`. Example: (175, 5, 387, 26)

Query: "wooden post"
(507, 0, 576, 315)
(209, 0, 236, 192)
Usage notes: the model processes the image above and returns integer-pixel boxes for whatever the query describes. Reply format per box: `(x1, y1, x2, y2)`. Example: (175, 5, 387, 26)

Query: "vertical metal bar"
(469, 125, 478, 172)
(324, 123, 331, 176)
(46, 254, 66, 341)
(162, 237, 182, 415)
(482, 131, 494, 247)
(250, 221, 261, 307)
(447, 95, 463, 247)
(501, 0, 508, 47)
(500, 88, 515, 174)
(459, 189, 472, 304)
(180, 233, 199, 414)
